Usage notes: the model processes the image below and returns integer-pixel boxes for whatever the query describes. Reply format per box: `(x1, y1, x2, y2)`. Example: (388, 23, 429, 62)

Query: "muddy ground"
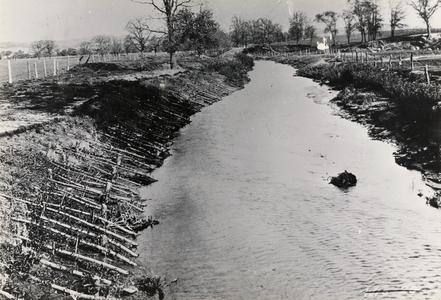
(0, 53, 253, 299)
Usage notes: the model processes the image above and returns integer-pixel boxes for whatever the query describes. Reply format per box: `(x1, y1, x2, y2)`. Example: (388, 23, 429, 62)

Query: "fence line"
(256, 49, 440, 85)
(1, 52, 151, 84)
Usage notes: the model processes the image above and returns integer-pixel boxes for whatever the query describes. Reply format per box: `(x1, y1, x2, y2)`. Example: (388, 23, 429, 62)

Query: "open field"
(0, 53, 157, 83)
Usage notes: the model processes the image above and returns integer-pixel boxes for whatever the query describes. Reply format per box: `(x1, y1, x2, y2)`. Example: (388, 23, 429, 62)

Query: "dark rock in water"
(330, 170, 357, 188)
(426, 196, 439, 208)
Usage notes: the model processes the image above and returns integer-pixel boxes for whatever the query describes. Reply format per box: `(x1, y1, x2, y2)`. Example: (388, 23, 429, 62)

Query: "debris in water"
(330, 170, 357, 188)
(426, 195, 439, 208)
(128, 215, 160, 232)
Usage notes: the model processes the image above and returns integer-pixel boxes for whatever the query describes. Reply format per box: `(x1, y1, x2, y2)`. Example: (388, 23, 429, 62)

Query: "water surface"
(138, 61, 440, 299)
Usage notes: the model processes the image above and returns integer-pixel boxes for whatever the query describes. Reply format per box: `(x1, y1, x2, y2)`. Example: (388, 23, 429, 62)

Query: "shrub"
(205, 53, 254, 86)
(298, 63, 441, 122)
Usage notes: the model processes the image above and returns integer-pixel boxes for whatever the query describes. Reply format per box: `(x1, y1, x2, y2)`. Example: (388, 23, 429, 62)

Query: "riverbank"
(258, 52, 441, 205)
(0, 53, 254, 299)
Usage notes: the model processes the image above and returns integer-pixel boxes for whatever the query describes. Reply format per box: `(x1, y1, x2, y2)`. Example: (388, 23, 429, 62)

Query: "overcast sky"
(1, 0, 440, 43)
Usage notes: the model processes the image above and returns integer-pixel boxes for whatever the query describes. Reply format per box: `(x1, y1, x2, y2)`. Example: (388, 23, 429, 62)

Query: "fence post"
(410, 53, 414, 71)
(424, 65, 430, 84)
(7, 60, 12, 84)
(53, 58, 57, 76)
(27, 60, 31, 79)
(43, 59, 47, 77)
(34, 61, 38, 79)
(67, 55, 70, 71)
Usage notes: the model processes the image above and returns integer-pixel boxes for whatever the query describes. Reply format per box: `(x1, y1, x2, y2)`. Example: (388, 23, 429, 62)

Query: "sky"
(0, 0, 440, 44)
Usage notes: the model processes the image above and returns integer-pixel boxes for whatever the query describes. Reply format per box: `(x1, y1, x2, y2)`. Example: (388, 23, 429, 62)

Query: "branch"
(130, 0, 166, 14)
(173, 0, 194, 14)
(151, 0, 166, 14)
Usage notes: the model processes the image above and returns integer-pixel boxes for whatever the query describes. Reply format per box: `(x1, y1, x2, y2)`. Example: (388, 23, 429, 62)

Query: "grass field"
(0, 56, 79, 83)
(0, 53, 151, 83)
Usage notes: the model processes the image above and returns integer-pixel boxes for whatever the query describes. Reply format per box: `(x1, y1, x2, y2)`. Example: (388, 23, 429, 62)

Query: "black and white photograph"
(1, 0, 441, 299)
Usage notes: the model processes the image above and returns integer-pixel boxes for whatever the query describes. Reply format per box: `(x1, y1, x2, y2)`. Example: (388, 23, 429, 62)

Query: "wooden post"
(425, 65, 430, 84)
(75, 236, 79, 253)
(7, 60, 12, 84)
(380, 56, 383, 67)
(34, 61, 38, 79)
(67, 55, 70, 71)
(410, 53, 414, 71)
(53, 58, 57, 76)
(389, 55, 392, 68)
(27, 60, 31, 79)
(43, 59, 47, 77)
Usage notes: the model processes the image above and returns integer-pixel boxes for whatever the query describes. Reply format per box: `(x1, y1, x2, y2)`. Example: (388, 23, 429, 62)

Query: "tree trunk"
(169, 52, 174, 69)
(426, 20, 432, 39)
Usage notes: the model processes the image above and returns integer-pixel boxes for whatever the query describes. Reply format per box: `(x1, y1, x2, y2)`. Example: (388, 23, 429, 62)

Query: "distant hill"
(0, 35, 125, 53)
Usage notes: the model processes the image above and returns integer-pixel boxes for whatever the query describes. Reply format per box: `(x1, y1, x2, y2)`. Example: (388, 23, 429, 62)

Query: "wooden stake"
(43, 59, 47, 77)
(40, 259, 112, 285)
(34, 61, 38, 79)
(67, 55, 70, 71)
(425, 65, 430, 84)
(0, 290, 14, 299)
(7, 60, 12, 84)
(46, 245, 130, 275)
(26, 274, 108, 300)
(411, 53, 414, 71)
(27, 60, 31, 79)
(53, 58, 57, 76)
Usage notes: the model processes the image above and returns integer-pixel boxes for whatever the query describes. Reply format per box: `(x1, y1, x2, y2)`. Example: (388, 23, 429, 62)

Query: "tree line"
(231, 0, 440, 47)
(14, 0, 440, 65)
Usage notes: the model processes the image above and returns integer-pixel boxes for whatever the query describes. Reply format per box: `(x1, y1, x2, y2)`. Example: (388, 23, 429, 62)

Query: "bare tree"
(389, 1, 406, 39)
(230, 16, 249, 47)
(30, 40, 46, 58)
(289, 11, 307, 44)
(44, 40, 57, 56)
(131, 0, 194, 68)
(126, 18, 151, 53)
(304, 24, 316, 45)
(111, 37, 124, 54)
(148, 35, 163, 54)
(342, 9, 356, 44)
(315, 11, 339, 46)
(409, 0, 440, 38)
(92, 35, 112, 56)
(79, 41, 93, 55)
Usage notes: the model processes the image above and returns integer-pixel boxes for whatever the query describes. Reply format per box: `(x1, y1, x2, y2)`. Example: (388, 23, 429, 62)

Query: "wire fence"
(257, 49, 441, 84)
(0, 53, 147, 84)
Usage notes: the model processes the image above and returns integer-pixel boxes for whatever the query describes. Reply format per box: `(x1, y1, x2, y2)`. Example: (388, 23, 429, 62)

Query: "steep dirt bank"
(263, 53, 441, 204)
(0, 53, 254, 299)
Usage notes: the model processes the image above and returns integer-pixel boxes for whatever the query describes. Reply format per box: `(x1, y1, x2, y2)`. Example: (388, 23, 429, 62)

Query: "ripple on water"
(138, 61, 441, 299)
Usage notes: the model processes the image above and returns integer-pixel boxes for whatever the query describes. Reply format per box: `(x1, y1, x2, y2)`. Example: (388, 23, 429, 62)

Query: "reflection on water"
(138, 61, 440, 299)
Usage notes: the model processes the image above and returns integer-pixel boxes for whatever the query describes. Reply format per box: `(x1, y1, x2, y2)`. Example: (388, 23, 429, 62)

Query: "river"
(137, 61, 441, 300)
